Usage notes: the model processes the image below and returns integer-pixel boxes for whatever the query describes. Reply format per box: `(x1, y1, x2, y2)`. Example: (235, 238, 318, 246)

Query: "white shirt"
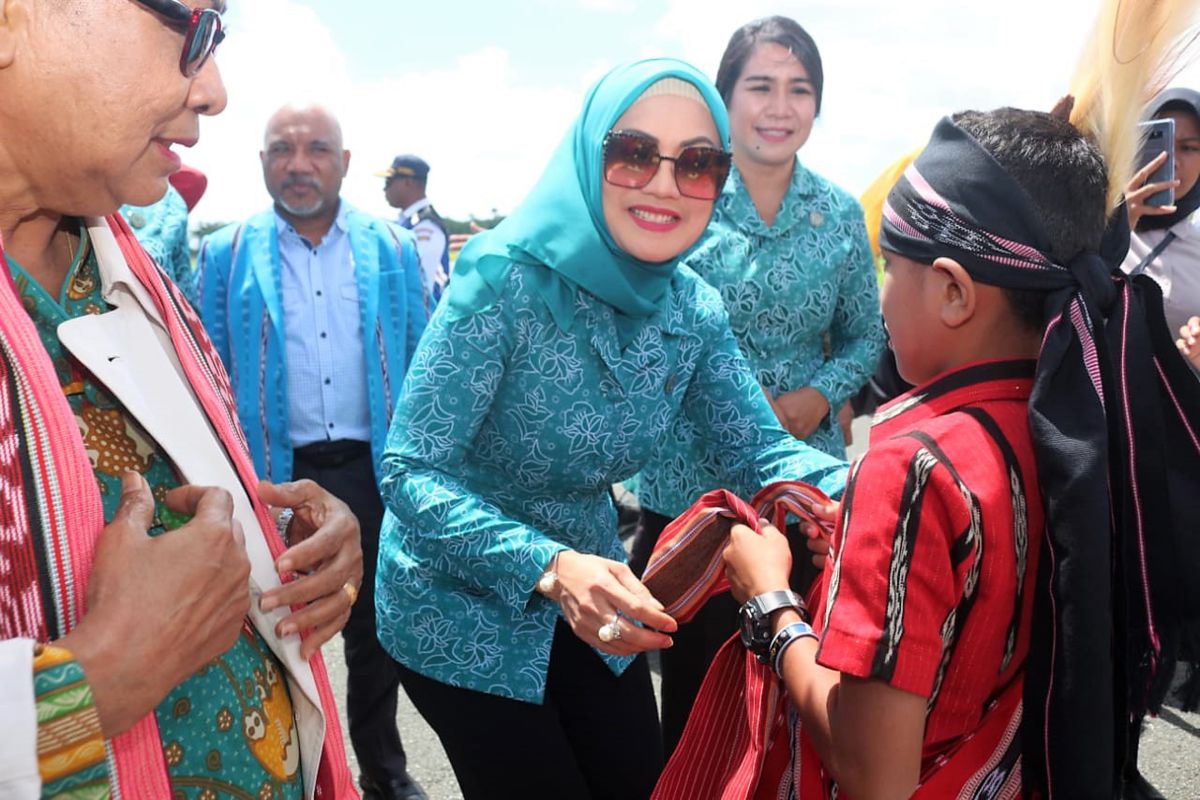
(399, 198, 448, 296)
(274, 205, 372, 447)
(1123, 214, 1200, 336)
(0, 639, 39, 799)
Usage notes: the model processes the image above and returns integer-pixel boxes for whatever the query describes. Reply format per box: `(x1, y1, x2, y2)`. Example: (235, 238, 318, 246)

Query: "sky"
(185, 0, 1170, 227)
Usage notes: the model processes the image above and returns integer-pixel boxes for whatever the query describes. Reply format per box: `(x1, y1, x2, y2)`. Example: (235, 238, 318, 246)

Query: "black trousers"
(629, 508, 820, 758)
(398, 618, 663, 800)
(292, 440, 409, 785)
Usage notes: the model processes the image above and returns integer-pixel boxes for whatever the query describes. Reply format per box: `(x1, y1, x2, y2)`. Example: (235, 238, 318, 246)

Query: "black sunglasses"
(133, 0, 225, 77)
(602, 130, 731, 201)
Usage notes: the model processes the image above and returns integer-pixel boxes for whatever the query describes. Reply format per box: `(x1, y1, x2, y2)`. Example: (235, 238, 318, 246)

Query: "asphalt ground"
(322, 416, 1200, 799)
(322, 646, 1200, 799)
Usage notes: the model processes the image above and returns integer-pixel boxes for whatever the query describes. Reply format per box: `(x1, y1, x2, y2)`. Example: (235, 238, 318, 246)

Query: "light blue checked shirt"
(276, 202, 372, 447)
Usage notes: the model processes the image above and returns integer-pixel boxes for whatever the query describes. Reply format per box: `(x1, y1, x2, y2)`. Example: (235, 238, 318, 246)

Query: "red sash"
(648, 482, 831, 800)
(649, 482, 1025, 800)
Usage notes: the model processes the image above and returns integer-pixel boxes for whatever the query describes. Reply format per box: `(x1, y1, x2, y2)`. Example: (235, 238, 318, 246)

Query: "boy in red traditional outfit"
(716, 108, 1200, 800)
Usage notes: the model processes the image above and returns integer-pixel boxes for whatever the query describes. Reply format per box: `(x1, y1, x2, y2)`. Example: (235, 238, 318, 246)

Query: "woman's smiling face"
(726, 42, 817, 170)
(600, 94, 721, 263)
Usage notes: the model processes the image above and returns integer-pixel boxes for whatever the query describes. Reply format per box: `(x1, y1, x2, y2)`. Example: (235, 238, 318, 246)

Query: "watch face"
(738, 601, 771, 658)
(738, 603, 757, 648)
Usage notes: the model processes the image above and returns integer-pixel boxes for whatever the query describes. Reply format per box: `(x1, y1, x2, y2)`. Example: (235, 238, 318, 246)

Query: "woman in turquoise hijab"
(631, 16, 885, 759)
(376, 58, 847, 799)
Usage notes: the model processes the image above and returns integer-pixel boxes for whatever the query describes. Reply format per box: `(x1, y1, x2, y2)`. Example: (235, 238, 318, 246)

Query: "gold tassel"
(1068, 0, 1200, 213)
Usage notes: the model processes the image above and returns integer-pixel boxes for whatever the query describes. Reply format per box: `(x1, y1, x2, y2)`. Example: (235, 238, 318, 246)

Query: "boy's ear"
(0, 0, 31, 70)
(0, 1, 17, 69)
(931, 257, 976, 329)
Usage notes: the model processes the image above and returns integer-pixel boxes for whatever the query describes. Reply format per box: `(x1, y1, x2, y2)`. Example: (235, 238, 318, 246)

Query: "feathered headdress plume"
(1067, 0, 1200, 212)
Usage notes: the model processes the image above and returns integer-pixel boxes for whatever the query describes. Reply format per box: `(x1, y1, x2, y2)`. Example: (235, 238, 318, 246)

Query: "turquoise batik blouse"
(375, 260, 849, 703)
(636, 162, 884, 519)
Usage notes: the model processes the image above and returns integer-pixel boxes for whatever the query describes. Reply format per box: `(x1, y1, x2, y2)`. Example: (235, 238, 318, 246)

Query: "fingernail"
(279, 623, 296, 637)
(260, 596, 277, 612)
(277, 560, 292, 574)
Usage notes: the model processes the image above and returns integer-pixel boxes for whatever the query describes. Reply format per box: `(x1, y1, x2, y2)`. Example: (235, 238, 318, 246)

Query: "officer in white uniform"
(378, 155, 449, 302)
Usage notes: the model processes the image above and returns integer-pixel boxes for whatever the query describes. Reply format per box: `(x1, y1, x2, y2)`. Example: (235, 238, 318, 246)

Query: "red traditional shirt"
(653, 361, 1042, 800)
(800, 358, 1043, 798)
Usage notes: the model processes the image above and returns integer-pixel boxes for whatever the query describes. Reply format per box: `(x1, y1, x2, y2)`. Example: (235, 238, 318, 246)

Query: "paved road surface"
(323, 417, 1200, 798)
(321, 645, 1199, 799)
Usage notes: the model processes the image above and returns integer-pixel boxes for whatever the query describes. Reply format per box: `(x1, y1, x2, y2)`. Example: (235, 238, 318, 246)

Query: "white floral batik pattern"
(375, 261, 848, 702)
(637, 162, 884, 518)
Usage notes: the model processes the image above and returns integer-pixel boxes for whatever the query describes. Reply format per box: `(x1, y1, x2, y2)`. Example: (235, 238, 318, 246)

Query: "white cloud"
(577, 0, 638, 12)
(650, 0, 1105, 196)
(336, 46, 581, 223)
(186, 0, 1197, 231)
(187, 0, 353, 226)
(188, 0, 587, 227)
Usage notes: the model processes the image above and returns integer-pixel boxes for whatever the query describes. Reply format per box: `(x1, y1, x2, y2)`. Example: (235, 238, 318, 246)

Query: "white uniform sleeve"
(0, 638, 40, 800)
(412, 219, 448, 294)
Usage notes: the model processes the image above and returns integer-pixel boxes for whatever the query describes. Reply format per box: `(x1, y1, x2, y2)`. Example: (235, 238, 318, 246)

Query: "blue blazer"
(195, 206, 428, 485)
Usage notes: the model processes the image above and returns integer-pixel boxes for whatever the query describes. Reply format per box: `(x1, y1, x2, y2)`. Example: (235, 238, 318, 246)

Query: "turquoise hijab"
(445, 58, 731, 343)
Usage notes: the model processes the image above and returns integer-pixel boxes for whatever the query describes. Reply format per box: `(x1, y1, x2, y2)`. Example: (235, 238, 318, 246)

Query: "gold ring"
(342, 582, 359, 606)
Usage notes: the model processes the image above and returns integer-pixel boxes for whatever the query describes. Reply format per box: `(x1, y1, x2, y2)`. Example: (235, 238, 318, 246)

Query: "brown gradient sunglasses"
(602, 130, 731, 201)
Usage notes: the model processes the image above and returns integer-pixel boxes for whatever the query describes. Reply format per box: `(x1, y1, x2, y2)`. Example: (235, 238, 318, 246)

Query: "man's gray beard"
(276, 196, 328, 218)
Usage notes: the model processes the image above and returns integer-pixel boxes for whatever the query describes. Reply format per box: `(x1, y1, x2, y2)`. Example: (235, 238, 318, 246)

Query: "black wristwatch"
(738, 589, 806, 663)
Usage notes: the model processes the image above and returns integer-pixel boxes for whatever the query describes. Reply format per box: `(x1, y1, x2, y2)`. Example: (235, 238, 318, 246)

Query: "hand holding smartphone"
(1127, 119, 1181, 229)
(1136, 118, 1176, 208)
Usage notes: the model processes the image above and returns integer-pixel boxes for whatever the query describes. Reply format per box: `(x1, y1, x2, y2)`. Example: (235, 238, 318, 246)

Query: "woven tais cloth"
(646, 481, 830, 800)
(649, 481, 1025, 800)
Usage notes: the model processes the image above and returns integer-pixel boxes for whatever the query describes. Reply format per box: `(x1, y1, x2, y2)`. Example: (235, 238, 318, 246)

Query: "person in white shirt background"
(1121, 84, 1200, 800)
(380, 155, 450, 302)
(1125, 88, 1200, 364)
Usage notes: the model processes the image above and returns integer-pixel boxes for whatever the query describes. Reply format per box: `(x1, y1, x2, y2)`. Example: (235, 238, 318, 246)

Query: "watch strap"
(749, 589, 805, 618)
(741, 589, 807, 662)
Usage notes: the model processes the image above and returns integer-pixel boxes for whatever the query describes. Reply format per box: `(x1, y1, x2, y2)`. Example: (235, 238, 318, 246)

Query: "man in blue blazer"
(196, 104, 429, 800)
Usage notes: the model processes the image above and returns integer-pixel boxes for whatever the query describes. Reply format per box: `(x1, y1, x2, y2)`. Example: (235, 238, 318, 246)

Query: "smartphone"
(1137, 118, 1176, 208)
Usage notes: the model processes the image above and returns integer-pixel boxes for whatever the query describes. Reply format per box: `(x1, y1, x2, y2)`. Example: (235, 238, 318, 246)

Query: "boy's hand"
(1177, 316, 1200, 369)
(723, 521, 792, 604)
(800, 501, 840, 570)
(761, 384, 784, 425)
(805, 527, 833, 570)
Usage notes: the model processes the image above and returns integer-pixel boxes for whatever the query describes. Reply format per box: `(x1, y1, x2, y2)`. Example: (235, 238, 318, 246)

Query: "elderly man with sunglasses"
(0, 2, 362, 798)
